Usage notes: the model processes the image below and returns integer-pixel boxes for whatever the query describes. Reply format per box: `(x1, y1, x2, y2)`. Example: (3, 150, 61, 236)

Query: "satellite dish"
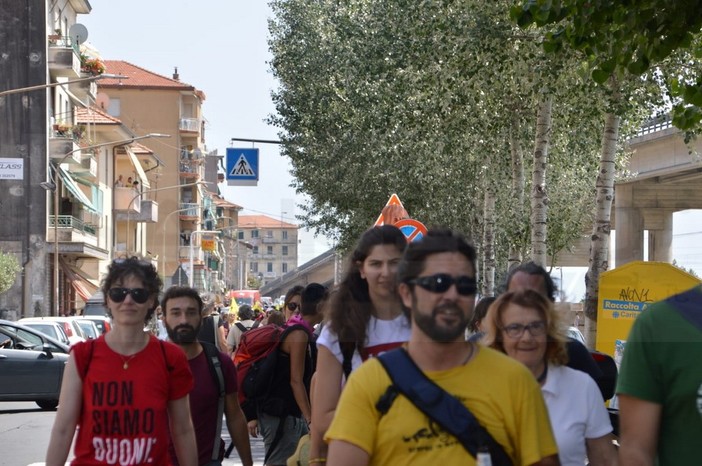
(68, 23, 89, 45)
(96, 93, 110, 110)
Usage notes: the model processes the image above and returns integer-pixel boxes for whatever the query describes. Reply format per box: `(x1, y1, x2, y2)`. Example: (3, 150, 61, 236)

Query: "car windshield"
(24, 323, 61, 340)
(76, 320, 98, 339)
(235, 297, 253, 306)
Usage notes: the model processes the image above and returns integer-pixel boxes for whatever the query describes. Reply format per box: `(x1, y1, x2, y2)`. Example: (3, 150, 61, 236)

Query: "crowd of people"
(44, 225, 702, 466)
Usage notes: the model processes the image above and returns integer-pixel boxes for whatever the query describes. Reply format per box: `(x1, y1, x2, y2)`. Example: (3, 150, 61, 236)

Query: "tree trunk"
(585, 86, 621, 333)
(482, 189, 496, 297)
(530, 93, 552, 266)
(508, 112, 524, 271)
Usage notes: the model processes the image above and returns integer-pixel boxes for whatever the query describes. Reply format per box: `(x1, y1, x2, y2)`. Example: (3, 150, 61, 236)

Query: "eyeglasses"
(502, 321, 547, 339)
(408, 274, 477, 296)
(108, 287, 151, 304)
(286, 302, 299, 311)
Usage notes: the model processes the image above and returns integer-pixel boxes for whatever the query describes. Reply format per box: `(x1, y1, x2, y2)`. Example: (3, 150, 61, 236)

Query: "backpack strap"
(201, 341, 226, 462)
(235, 321, 249, 333)
(377, 348, 513, 466)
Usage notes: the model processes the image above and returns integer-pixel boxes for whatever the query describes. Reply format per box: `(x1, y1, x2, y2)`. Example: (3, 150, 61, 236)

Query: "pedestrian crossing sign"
(226, 148, 259, 186)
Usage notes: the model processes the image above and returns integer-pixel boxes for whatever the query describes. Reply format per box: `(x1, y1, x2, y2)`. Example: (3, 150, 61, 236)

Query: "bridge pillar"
(648, 210, 673, 262)
(615, 185, 644, 266)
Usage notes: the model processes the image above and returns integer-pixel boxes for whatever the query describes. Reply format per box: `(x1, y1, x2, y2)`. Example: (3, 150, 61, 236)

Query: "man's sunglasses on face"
(408, 273, 477, 296)
(108, 287, 151, 304)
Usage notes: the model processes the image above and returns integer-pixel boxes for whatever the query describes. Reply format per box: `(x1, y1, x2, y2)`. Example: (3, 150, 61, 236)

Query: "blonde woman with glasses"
(483, 290, 617, 466)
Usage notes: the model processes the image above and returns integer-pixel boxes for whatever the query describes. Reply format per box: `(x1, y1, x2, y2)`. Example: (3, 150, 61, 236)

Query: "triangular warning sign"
(374, 193, 407, 226)
(230, 154, 255, 176)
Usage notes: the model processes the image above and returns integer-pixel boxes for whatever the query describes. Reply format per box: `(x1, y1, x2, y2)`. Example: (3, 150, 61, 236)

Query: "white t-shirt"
(316, 313, 411, 372)
(542, 364, 613, 466)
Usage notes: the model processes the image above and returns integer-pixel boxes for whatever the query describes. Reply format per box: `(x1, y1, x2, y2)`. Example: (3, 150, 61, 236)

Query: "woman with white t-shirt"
(483, 290, 618, 466)
(308, 225, 410, 465)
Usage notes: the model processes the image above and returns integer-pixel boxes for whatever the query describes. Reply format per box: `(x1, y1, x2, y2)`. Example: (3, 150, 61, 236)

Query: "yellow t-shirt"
(325, 346, 558, 466)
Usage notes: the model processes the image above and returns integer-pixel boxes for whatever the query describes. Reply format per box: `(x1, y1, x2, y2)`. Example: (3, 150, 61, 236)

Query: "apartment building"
(97, 62, 218, 291)
(237, 215, 298, 287)
(0, 1, 161, 316)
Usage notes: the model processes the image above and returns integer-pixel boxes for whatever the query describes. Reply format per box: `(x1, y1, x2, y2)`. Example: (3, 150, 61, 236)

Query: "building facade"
(237, 215, 298, 288)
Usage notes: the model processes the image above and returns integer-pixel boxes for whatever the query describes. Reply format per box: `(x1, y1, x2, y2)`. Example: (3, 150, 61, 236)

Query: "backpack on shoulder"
(233, 323, 306, 419)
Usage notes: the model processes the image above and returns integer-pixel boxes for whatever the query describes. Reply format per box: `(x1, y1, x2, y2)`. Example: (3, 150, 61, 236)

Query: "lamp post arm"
(0, 74, 127, 97)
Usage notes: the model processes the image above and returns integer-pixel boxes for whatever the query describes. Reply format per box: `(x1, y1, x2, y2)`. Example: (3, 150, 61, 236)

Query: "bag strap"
(201, 341, 226, 461)
(377, 348, 513, 466)
(235, 321, 248, 333)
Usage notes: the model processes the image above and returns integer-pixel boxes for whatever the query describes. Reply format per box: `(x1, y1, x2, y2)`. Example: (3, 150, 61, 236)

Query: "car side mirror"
(42, 343, 54, 359)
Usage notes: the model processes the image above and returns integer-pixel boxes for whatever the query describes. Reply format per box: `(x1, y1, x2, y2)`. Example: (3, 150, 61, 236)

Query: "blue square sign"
(226, 148, 259, 186)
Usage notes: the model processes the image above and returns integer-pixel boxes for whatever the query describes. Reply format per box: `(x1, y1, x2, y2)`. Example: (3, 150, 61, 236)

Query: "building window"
(238, 231, 244, 240)
(267, 245, 273, 255)
(107, 98, 121, 117)
(282, 245, 288, 256)
(251, 262, 258, 273)
(266, 230, 273, 238)
(282, 263, 288, 273)
(282, 230, 288, 240)
(267, 262, 273, 272)
(252, 246, 259, 254)
(251, 230, 259, 239)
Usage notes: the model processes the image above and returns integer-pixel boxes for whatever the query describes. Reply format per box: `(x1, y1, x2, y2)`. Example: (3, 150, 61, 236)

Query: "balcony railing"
(48, 215, 97, 235)
(179, 118, 200, 132)
(179, 203, 200, 217)
(48, 38, 81, 78)
(179, 162, 200, 176)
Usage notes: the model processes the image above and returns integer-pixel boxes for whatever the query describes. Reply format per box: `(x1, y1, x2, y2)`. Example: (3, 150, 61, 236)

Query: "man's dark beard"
(412, 302, 468, 343)
(166, 323, 200, 344)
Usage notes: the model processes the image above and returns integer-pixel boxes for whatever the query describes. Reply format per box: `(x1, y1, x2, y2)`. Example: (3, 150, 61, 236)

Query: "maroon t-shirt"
(169, 346, 238, 465)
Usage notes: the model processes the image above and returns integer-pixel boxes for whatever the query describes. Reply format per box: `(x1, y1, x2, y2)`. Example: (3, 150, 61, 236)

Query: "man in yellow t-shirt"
(325, 229, 559, 466)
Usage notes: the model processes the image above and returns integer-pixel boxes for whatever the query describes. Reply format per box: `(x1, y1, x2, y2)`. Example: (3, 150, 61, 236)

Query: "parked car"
(0, 319, 70, 410)
(19, 317, 87, 345)
(16, 320, 71, 346)
(80, 315, 111, 335)
(567, 326, 587, 346)
(75, 318, 100, 340)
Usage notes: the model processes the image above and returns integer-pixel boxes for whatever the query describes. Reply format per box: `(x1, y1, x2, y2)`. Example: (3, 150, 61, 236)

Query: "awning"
(126, 147, 151, 189)
(59, 259, 99, 302)
(57, 166, 98, 213)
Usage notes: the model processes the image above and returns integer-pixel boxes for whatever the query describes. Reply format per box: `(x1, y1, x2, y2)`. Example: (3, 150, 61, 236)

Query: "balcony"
(49, 136, 81, 164)
(48, 39, 81, 78)
(179, 118, 200, 133)
(114, 199, 158, 223)
(262, 236, 277, 244)
(47, 215, 97, 243)
(179, 245, 203, 263)
(179, 161, 201, 178)
(263, 271, 277, 279)
(113, 187, 141, 212)
(68, 74, 98, 104)
(72, 153, 98, 181)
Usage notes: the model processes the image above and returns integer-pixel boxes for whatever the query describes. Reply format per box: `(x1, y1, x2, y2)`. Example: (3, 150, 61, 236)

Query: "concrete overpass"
(260, 249, 339, 299)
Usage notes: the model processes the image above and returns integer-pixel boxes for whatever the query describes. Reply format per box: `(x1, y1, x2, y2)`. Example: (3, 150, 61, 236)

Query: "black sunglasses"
(408, 274, 477, 296)
(108, 287, 151, 304)
(286, 302, 299, 311)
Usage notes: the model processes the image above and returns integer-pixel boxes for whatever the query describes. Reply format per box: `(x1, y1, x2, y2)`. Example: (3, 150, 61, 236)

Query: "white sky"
(81, 1, 333, 265)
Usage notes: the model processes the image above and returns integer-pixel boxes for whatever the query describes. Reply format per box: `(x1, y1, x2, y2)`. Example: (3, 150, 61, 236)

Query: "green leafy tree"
(0, 250, 20, 294)
(511, 0, 702, 129)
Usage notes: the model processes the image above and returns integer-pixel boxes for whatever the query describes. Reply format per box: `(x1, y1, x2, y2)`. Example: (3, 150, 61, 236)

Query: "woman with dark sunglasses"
(282, 285, 304, 321)
(46, 257, 198, 466)
(483, 290, 617, 466)
(308, 225, 410, 465)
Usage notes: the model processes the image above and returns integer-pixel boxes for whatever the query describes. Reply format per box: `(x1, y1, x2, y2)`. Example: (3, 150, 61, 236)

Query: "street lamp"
(0, 73, 127, 97)
(41, 133, 169, 316)
(125, 180, 204, 253)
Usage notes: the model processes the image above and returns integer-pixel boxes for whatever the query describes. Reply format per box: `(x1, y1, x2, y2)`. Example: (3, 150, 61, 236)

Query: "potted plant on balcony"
(80, 54, 106, 76)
